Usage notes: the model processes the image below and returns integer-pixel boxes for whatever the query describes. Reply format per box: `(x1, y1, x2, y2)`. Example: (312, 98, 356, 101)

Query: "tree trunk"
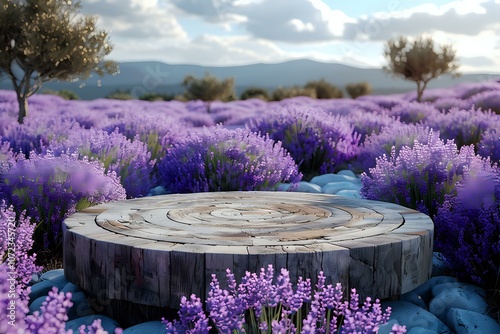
(16, 92, 28, 124)
(416, 81, 423, 102)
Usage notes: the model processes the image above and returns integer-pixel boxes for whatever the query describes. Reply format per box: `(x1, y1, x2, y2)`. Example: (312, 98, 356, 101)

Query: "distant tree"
(0, 0, 117, 123)
(106, 90, 133, 100)
(304, 79, 343, 99)
(139, 92, 175, 101)
(345, 82, 372, 99)
(240, 87, 270, 101)
(384, 35, 460, 102)
(271, 86, 316, 101)
(182, 73, 236, 112)
(42, 89, 79, 100)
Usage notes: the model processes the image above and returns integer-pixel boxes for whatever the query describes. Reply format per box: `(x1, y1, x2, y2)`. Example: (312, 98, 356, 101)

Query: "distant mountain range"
(1, 59, 499, 100)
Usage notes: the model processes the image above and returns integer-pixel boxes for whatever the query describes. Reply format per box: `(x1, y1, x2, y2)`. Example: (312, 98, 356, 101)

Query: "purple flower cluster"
(157, 126, 302, 193)
(0, 263, 30, 334)
(0, 203, 41, 293)
(360, 134, 495, 218)
(478, 129, 500, 163)
(49, 128, 156, 198)
(386, 101, 439, 124)
(356, 124, 439, 174)
(100, 112, 186, 162)
(251, 105, 360, 179)
(433, 168, 500, 288)
(0, 116, 82, 158)
(422, 106, 498, 149)
(163, 265, 406, 333)
(0, 153, 126, 259)
(0, 202, 118, 334)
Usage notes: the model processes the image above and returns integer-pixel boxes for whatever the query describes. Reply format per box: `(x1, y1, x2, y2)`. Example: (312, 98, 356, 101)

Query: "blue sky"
(80, 0, 500, 73)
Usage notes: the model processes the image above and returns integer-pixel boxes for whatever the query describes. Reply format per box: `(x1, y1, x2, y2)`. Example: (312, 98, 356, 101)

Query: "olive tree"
(304, 79, 343, 99)
(0, 0, 116, 123)
(384, 35, 460, 102)
(182, 73, 236, 112)
(345, 81, 372, 99)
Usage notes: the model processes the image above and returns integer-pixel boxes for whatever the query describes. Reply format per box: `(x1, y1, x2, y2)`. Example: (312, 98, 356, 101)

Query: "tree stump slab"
(63, 191, 433, 325)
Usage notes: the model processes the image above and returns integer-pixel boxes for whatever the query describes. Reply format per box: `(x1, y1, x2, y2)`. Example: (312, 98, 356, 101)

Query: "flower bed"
(1, 81, 499, 333)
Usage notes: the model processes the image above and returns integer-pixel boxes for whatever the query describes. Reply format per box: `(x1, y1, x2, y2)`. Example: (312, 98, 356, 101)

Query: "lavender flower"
(0, 263, 29, 334)
(49, 128, 156, 198)
(100, 113, 187, 163)
(361, 134, 496, 218)
(478, 129, 500, 163)
(157, 126, 301, 193)
(250, 105, 360, 179)
(1, 153, 126, 259)
(466, 90, 500, 114)
(0, 116, 81, 158)
(386, 101, 439, 124)
(434, 167, 500, 288)
(162, 294, 211, 334)
(166, 265, 397, 333)
(356, 125, 439, 174)
(25, 287, 73, 334)
(422, 106, 498, 149)
(0, 203, 42, 292)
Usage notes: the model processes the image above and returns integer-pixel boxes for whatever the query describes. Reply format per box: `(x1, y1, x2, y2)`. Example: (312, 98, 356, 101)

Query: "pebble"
(382, 300, 452, 333)
(447, 308, 500, 334)
(429, 288, 489, 324)
(122, 321, 166, 334)
(293, 181, 323, 193)
(65, 315, 121, 333)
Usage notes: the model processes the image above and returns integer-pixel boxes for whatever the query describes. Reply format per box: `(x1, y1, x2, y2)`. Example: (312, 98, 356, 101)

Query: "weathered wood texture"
(63, 191, 433, 325)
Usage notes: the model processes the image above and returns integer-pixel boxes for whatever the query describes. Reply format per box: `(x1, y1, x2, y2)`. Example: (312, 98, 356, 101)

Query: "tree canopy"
(0, 0, 117, 123)
(182, 73, 236, 112)
(384, 35, 460, 102)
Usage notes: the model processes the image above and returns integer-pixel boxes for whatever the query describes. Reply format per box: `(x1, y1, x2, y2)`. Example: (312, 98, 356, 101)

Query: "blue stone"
(447, 308, 500, 334)
(411, 276, 458, 304)
(400, 290, 427, 310)
(65, 315, 121, 333)
(123, 321, 166, 333)
(67, 291, 95, 321)
(28, 280, 67, 303)
(294, 181, 322, 193)
(382, 300, 452, 333)
(39, 269, 68, 285)
(429, 288, 489, 324)
(309, 173, 359, 187)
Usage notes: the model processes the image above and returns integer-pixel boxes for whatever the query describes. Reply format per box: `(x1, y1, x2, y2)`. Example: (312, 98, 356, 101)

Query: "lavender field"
(1, 80, 499, 333)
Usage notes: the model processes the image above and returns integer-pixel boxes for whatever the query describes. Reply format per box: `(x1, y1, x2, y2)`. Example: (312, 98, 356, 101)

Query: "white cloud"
(80, 0, 187, 40)
(342, 0, 500, 41)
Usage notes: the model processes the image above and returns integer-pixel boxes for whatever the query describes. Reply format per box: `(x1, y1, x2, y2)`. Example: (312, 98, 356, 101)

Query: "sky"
(79, 0, 500, 73)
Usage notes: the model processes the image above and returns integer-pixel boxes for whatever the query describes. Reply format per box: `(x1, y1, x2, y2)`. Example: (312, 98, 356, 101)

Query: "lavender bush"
(344, 109, 396, 145)
(465, 90, 500, 114)
(360, 135, 496, 218)
(355, 125, 439, 174)
(385, 102, 439, 124)
(0, 116, 82, 158)
(163, 265, 407, 334)
(49, 128, 156, 198)
(1, 200, 116, 334)
(422, 106, 498, 149)
(478, 129, 500, 163)
(433, 168, 500, 289)
(0, 153, 126, 259)
(0, 203, 41, 295)
(157, 126, 301, 193)
(100, 113, 186, 163)
(251, 105, 360, 179)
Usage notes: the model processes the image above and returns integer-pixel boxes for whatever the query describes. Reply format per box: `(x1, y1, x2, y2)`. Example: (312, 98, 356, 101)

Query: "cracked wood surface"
(63, 191, 433, 312)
